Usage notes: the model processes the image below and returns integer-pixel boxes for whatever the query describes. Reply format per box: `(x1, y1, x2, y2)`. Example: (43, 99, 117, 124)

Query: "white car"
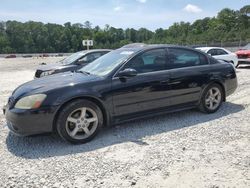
(196, 47, 238, 67)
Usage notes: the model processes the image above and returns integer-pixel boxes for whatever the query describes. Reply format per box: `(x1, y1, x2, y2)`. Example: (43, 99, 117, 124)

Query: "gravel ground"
(0, 58, 249, 188)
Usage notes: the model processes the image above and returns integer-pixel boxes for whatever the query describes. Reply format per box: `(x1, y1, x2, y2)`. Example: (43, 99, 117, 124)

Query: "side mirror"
(76, 59, 87, 65)
(117, 68, 137, 78)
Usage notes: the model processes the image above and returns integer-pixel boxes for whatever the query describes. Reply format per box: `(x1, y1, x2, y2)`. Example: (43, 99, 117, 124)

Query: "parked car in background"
(34, 49, 111, 78)
(4, 44, 237, 144)
(5, 54, 16, 58)
(235, 43, 250, 68)
(196, 47, 238, 67)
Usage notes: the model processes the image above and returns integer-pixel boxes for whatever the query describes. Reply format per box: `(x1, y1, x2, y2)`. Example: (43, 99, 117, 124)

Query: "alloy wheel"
(65, 107, 98, 140)
(205, 87, 222, 110)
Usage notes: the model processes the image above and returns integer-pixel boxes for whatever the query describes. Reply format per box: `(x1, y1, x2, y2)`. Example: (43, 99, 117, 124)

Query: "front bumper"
(3, 105, 58, 136)
(238, 58, 250, 64)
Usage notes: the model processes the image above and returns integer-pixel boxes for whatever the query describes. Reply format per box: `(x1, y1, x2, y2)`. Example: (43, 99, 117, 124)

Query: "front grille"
(35, 70, 43, 78)
(8, 96, 16, 108)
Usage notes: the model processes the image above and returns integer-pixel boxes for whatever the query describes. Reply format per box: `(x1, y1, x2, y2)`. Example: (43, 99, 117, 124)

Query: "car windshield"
(80, 49, 137, 76)
(60, 51, 86, 65)
(243, 43, 250, 50)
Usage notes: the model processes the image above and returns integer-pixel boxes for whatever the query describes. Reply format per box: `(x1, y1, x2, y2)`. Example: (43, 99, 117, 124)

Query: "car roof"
(77, 49, 112, 53)
(196, 47, 227, 51)
(119, 43, 193, 52)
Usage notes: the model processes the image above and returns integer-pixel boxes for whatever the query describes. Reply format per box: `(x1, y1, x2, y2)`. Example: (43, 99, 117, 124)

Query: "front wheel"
(199, 84, 223, 113)
(56, 99, 103, 144)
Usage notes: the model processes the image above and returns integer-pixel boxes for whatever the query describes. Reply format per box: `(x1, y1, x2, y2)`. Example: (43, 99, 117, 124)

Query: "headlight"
(40, 70, 55, 77)
(15, 94, 47, 109)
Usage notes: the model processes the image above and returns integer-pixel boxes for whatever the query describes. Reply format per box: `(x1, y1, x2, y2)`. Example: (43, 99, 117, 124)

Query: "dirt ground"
(0, 57, 249, 188)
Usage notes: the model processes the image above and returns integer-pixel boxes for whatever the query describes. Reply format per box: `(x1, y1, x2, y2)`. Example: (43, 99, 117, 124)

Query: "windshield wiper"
(75, 70, 91, 75)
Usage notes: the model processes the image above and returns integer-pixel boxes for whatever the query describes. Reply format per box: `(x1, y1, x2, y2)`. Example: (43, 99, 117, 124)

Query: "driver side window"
(78, 53, 102, 64)
(122, 49, 166, 74)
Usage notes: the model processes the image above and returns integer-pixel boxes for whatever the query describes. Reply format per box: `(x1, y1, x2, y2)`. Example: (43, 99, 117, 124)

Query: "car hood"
(37, 63, 76, 71)
(236, 49, 250, 55)
(12, 72, 102, 98)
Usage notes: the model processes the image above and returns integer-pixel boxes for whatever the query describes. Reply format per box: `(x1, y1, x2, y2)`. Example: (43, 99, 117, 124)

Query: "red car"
(236, 43, 250, 67)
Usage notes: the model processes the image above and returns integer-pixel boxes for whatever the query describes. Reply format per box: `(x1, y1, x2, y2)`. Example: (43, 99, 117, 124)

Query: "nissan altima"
(3, 44, 237, 144)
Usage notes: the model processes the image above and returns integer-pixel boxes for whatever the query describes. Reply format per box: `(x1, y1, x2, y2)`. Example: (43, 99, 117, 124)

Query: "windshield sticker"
(120, 51, 134, 55)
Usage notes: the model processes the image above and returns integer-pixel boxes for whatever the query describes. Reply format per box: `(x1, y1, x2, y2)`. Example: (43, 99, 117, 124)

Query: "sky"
(0, 0, 249, 30)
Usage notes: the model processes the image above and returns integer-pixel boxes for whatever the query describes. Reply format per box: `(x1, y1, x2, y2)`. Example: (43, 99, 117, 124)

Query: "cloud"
(114, 6, 122, 12)
(183, 4, 202, 13)
(136, 0, 147, 3)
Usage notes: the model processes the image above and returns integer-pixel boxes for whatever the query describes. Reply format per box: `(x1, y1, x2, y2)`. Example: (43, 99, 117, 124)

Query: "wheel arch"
(199, 80, 226, 104)
(53, 96, 109, 132)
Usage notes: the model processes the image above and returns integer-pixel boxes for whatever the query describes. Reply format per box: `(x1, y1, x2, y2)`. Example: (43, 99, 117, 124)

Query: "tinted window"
(216, 49, 228, 55)
(167, 48, 208, 69)
(78, 52, 103, 64)
(207, 49, 216, 56)
(122, 49, 166, 74)
(60, 51, 86, 65)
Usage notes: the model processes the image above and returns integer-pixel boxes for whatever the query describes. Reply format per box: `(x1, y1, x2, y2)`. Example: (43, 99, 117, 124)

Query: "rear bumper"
(3, 105, 58, 136)
(225, 77, 238, 97)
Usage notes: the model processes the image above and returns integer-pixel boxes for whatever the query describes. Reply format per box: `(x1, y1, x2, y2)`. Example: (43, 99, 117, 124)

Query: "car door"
(111, 48, 172, 118)
(166, 48, 211, 106)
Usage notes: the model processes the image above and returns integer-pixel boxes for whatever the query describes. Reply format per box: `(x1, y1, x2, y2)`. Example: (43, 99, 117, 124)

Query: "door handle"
(169, 81, 181, 85)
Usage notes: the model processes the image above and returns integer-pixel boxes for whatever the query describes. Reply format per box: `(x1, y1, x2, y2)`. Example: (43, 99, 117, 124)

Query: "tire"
(56, 99, 103, 144)
(199, 83, 224, 113)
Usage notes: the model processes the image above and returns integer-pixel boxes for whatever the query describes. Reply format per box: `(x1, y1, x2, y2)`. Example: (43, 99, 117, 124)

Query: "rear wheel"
(56, 99, 103, 144)
(199, 84, 223, 113)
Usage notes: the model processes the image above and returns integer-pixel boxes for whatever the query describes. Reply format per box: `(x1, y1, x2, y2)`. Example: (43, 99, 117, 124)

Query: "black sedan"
(35, 49, 111, 78)
(4, 44, 237, 144)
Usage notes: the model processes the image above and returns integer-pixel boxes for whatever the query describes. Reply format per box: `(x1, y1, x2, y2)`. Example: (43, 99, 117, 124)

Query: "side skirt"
(112, 103, 197, 125)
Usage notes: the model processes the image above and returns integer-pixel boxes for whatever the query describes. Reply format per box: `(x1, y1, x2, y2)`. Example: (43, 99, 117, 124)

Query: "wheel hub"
(77, 118, 89, 128)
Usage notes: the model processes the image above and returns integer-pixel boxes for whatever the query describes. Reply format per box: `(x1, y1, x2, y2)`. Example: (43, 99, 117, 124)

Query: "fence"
(0, 53, 71, 58)
(0, 41, 249, 58)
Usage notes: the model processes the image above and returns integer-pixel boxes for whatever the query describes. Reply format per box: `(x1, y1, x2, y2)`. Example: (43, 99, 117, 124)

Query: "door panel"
(168, 66, 210, 106)
(167, 48, 211, 106)
(111, 48, 171, 117)
(112, 71, 171, 117)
